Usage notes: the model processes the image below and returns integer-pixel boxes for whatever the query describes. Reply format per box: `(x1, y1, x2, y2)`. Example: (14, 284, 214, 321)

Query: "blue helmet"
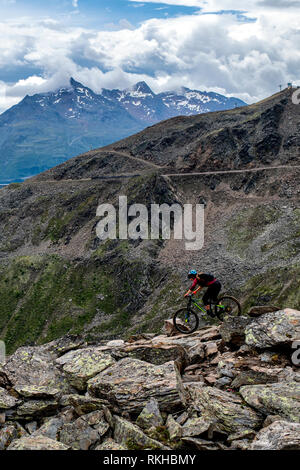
(188, 269, 197, 279)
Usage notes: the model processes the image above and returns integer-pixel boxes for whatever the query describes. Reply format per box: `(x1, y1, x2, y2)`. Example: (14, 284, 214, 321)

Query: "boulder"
(59, 410, 109, 450)
(59, 394, 109, 415)
(56, 347, 115, 391)
(187, 343, 205, 364)
(4, 346, 71, 393)
(87, 358, 184, 415)
(240, 382, 300, 422)
(248, 306, 280, 318)
(164, 319, 187, 336)
(187, 384, 262, 434)
(41, 335, 86, 357)
(7, 435, 70, 450)
(181, 437, 225, 450)
(231, 370, 278, 389)
(0, 425, 27, 450)
(95, 438, 126, 450)
(15, 399, 60, 420)
(219, 316, 251, 347)
(0, 388, 19, 409)
(13, 385, 61, 399)
(32, 409, 75, 440)
(136, 398, 163, 429)
(113, 416, 169, 450)
(122, 344, 187, 366)
(204, 342, 219, 357)
(251, 420, 300, 450)
(245, 309, 300, 349)
(166, 414, 182, 440)
(182, 416, 212, 437)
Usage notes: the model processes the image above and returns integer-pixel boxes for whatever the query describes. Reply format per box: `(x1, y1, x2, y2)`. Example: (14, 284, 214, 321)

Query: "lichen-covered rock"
(32, 409, 75, 440)
(15, 399, 60, 420)
(181, 437, 225, 450)
(95, 438, 127, 450)
(245, 309, 300, 348)
(14, 385, 61, 399)
(182, 416, 212, 437)
(240, 382, 300, 422)
(7, 435, 70, 450)
(56, 347, 116, 391)
(136, 398, 163, 429)
(41, 335, 86, 357)
(219, 316, 251, 347)
(113, 416, 169, 450)
(0, 388, 19, 409)
(251, 420, 300, 450)
(59, 394, 109, 415)
(0, 424, 27, 450)
(3, 346, 71, 393)
(187, 384, 262, 434)
(231, 370, 278, 389)
(166, 414, 182, 440)
(87, 358, 184, 414)
(59, 410, 109, 450)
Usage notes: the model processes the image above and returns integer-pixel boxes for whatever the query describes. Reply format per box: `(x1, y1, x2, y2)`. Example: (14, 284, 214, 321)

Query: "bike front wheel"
(216, 296, 242, 320)
(173, 308, 199, 334)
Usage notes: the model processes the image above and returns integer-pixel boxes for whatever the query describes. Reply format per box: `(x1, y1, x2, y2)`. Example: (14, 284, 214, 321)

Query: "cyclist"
(184, 270, 222, 315)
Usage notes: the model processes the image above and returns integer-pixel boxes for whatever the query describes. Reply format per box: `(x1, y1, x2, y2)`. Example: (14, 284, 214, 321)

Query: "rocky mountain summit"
(0, 78, 245, 184)
(0, 306, 299, 451)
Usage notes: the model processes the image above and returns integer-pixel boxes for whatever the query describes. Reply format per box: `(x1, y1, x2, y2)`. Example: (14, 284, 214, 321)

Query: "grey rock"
(240, 382, 300, 422)
(56, 347, 116, 391)
(136, 398, 163, 429)
(7, 435, 70, 450)
(59, 410, 109, 450)
(0, 388, 19, 409)
(245, 309, 300, 349)
(187, 384, 262, 434)
(114, 415, 169, 450)
(251, 420, 300, 450)
(87, 358, 184, 415)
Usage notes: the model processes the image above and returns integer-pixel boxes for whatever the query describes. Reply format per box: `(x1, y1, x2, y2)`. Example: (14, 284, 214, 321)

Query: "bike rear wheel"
(216, 296, 241, 320)
(173, 308, 199, 334)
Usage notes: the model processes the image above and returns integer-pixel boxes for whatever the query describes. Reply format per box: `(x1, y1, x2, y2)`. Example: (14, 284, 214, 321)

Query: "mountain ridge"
(0, 78, 246, 184)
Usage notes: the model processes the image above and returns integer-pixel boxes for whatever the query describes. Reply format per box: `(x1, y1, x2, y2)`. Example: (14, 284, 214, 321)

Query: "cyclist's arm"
(184, 278, 198, 297)
(193, 286, 202, 294)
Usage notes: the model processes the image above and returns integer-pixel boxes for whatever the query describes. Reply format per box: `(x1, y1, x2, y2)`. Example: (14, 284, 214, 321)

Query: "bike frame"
(187, 295, 224, 315)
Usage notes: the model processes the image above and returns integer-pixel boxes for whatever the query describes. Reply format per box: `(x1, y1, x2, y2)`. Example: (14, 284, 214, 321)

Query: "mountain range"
(0, 78, 246, 184)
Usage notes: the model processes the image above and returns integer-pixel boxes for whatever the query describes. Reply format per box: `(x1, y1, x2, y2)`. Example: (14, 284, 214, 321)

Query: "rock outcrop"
(0, 308, 299, 450)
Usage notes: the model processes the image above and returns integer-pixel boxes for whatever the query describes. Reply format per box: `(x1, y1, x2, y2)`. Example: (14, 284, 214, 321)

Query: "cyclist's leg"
(202, 290, 212, 315)
(204, 282, 222, 315)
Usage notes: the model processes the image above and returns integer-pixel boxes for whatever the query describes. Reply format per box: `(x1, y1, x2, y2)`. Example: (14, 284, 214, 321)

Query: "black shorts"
(202, 281, 221, 305)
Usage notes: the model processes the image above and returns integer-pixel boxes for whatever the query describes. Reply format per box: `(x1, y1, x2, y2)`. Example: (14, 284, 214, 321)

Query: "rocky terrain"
(0, 78, 245, 184)
(0, 306, 299, 451)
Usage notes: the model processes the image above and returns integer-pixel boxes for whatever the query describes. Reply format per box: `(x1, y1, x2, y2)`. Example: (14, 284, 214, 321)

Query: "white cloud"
(0, 5, 300, 113)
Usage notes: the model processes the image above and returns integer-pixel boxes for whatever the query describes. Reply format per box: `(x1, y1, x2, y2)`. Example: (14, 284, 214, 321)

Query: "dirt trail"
(23, 164, 300, 185)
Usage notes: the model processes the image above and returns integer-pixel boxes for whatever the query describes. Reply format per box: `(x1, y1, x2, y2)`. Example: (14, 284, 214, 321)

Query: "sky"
(0, 0, 300, 113)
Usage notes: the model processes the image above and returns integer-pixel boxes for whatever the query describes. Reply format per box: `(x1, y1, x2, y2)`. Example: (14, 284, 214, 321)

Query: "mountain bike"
(173, 294, 242, 334)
